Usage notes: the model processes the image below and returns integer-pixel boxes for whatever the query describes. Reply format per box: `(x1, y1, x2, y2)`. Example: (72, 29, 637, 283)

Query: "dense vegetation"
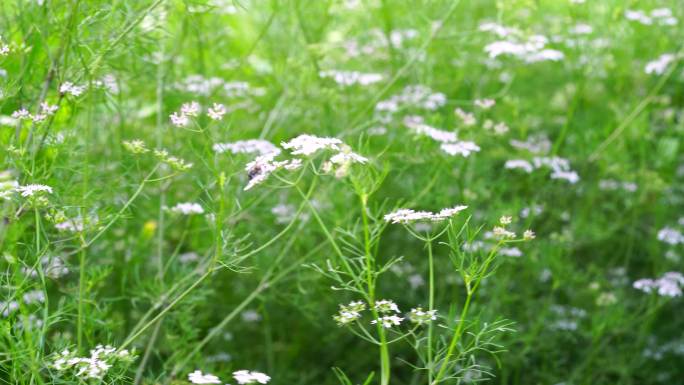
(1, 1, 683, 384)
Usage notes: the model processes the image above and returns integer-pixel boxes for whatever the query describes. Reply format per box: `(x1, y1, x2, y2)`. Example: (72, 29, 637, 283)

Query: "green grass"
(1, 0, 683, 384)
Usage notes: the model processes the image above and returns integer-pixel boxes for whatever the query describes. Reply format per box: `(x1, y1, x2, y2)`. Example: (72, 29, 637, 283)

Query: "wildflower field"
(1, 0, 683, 384)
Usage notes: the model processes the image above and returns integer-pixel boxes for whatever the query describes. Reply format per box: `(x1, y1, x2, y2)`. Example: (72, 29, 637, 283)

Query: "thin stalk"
(431, 242, 502, 385)
(360, 194, 390, 385)
(426, 236, 434, 385)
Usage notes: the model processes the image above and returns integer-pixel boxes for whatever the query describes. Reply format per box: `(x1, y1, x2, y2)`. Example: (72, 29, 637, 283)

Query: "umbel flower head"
(233, 370, 271, 384)
(408, 307, 437, 325)
(371, 315, 404, 328)
(384, 205, 468, 224)
(188, 370, 221, 384)
(333, 300, 366, 326)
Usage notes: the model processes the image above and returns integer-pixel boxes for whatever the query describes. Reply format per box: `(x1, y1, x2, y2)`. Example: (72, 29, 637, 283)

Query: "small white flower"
(168, 202, 204, 215)
(233, 370, 271, 384)
(281, 134, 342, 156)
(374, 299, 400, 313)
(16, 184, 53, 197)
(11, 108, 32, 120)
(440, 141, 480, 157)
(371, 315, 404, 328)
(207, 103, 227, 120)
(189, 370, 222, 384)
(60, 82, 86, 97)
(170, 112, 189, 127)
(181, 101, 201, 117)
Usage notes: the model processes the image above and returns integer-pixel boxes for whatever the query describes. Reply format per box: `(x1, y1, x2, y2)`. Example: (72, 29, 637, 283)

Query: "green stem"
(426, 236, 434, 385)
(360, 194, 390, 385)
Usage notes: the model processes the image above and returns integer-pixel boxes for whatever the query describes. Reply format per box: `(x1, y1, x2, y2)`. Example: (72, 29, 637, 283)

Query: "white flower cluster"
(633, 272, 684, 298)
(60, 82, 86, 97)
(408, 307, 437, 325)
(384, 205, 468, 224)
(244, 153, 303, 191)
(481, 24, 564, 63)
(11, 102, 59, 123)
(243, 134, 367, 190)
(213, 140, 281, 156)
(16, 184, 53, 197)
(319, 70, 383, 86)
(644, 53, 677, 75)
(625, 8, 677, 26)
(281, 135, 343, 156)
(334, 299, 437, 329)
(233, 370, 271, 384)
(189, 369, 271, 384)
(333, 300, 366, 325)
(657, 227, 684, 245)
(504, 156, 579, 184)
(403, 116, 480, 158)
(169, 101, 227, 126)
(189, 370, 221, 384)
(52, 345, 134, 380)
(167, 202, 204, 215)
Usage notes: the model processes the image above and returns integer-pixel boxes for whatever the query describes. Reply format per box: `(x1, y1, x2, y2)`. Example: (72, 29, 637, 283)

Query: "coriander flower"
(16, 184, 53, 197)
(189, 370, 222, 384)
(167, 202, 204, 215)
(233, 370, 271, 384)
(474, 98, 495, 109)
(281, 134, 342, 156)
(384, 205, 467, 224)
(523, 230, 536, 240)
(180, 101, 201, 117)
(374, 299, 400, 314)
(492, 226, 515, 239)
(207, 103, 227, 120)
(408, 307, 437, 325)
(213, 139, 281, 156)
(440, 141, 480, 157)
(59, 82, 86, 97)
(170, 112, 189, 127)
(11, 108, 31, 120)
(371, 315, 404, 328)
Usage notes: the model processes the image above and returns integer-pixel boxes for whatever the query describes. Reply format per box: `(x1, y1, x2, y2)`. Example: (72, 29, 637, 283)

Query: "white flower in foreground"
(645, 53, 676, 75)
(170, 112, 189, 127)
(371, 315, 404, 328)
(657, 227, 684, 245)
(180, 101, 201, 117)
(409, 307, 437, 325)
(16, 184, 52, 197)
(207, 103, 227, 120)
(440, 141, 480, 157)
(374, 299, 400, 314)
(233, 370, 271, 384)
(59, 82, 86, 97)
(189, 370, 222, 384)
(213, 139, 280, 156)
(633, 272, 684, 297)
(281, 134, 342, 156)
(384, 205, 467, 224)
(492, 226, 516, 239)
(523, 230, 536, 240)
(52, 345, 133, 380)
(244, 153, 302, 191)
(168, 202, 204, 215)
(11, 108, 32, 120)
